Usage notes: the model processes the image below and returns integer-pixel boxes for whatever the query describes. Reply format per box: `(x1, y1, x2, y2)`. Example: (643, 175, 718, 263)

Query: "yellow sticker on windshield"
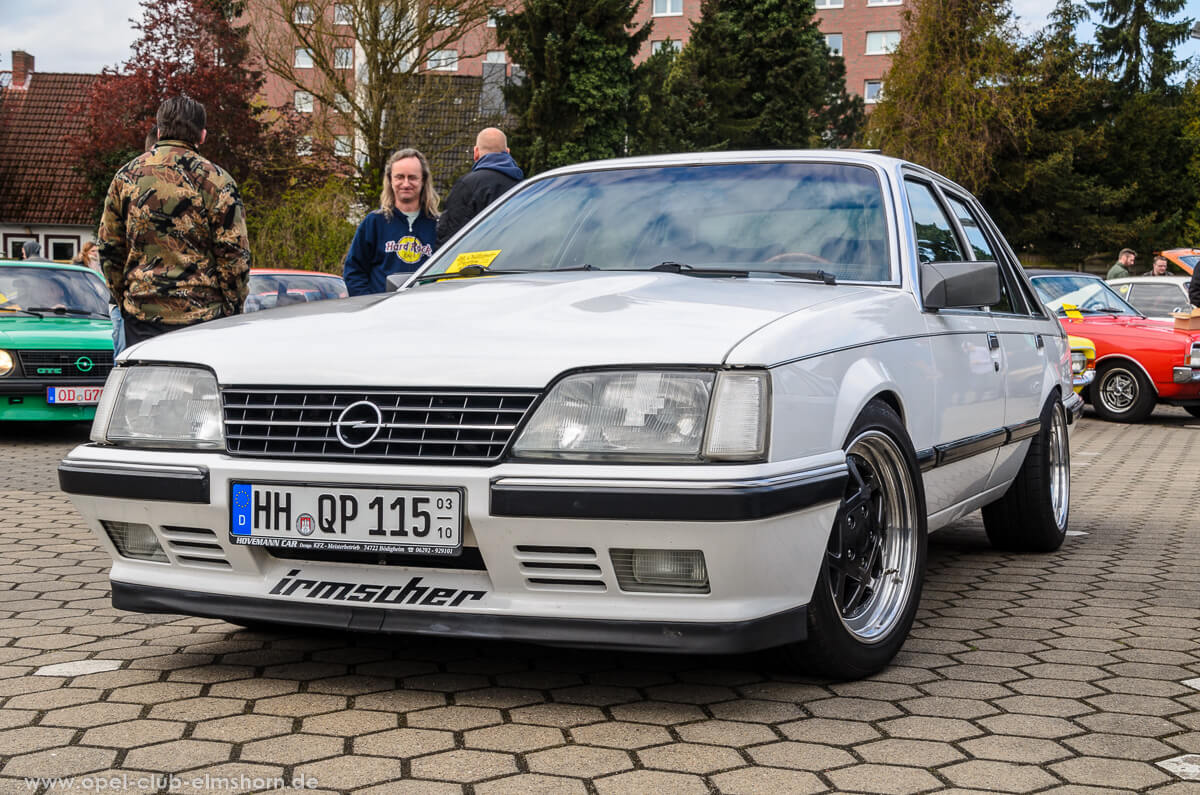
(446, 250, 501, 273)
(1062, 303, 1083, 319)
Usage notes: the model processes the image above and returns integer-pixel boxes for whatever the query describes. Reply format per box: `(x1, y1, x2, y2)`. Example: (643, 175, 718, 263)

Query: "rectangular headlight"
(1190, 344, 1200, 368)
(704, 371, 769, 460)
(513, 371, 713, 461)
(93, 366, 223, 449)
(1070, 351, 1088, 375)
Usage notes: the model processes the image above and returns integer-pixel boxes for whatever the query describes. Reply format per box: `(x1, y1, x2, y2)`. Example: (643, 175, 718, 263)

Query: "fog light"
(611, 549, 709, 593)
(101, 521, 167, 561)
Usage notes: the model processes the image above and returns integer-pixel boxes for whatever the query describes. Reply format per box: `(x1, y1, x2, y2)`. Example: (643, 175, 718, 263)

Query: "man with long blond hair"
(343, 148, 440, 296)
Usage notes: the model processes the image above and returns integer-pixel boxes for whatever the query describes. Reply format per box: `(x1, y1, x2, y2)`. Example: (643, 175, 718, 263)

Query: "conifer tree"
(1087, 0, 1191, 92)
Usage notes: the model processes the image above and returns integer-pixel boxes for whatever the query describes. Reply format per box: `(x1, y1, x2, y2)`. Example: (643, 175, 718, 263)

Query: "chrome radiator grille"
(222, 388, 540, 463)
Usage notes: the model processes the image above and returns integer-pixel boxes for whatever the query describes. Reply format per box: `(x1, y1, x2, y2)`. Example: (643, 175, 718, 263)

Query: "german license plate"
(229, 482, 463, 555)
(47, 386, 103, 405)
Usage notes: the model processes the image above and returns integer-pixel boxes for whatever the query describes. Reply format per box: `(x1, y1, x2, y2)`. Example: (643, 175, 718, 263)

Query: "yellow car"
(1069, 335, 1096, 394)
(1159, 248, 1199, 276)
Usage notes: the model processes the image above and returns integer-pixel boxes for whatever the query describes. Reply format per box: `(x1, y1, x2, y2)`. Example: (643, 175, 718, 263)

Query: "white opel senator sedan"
(61, 152, 1080, 678)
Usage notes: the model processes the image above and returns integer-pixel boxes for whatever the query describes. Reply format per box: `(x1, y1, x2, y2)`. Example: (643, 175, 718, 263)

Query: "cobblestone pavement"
(1, 410, 1198, 794)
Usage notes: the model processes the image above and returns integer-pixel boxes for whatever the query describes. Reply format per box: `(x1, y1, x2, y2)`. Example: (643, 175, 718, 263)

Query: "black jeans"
(122, 317, 180, 347)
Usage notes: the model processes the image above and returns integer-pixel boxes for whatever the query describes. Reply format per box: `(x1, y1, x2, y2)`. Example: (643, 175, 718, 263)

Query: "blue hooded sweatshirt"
(343, 209, 438, 296)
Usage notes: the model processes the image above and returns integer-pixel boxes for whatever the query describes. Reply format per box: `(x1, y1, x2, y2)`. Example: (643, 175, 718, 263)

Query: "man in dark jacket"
(436, 128, 524, 245)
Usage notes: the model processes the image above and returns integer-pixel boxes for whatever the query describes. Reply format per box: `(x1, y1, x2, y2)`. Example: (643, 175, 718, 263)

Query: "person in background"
(1106, 248, 1135, 280)
(1147, 255, 1169, 276)
(436, 127, 524, 246)
(72, 241, 101, 273)
(21, 241, 49, 261)
(98, 95, 250, 347)
(343, 148, 439, 296)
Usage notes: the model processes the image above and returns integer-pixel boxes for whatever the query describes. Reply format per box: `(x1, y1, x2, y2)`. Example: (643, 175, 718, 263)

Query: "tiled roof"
(0, 71, 99, 226)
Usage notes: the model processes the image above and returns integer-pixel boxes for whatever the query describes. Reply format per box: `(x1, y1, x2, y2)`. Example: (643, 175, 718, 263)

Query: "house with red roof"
(0, 51, 99, 261)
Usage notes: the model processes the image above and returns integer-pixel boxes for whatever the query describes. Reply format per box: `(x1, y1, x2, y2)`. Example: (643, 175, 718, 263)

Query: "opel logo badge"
(335, 400, 383, 449)
(75, 356, 93, 373)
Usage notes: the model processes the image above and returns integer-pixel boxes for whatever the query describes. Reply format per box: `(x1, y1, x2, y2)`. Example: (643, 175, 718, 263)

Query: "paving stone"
(147, 696, 245, 722)
(1064, 733, 1178, 761)
(526, 745, 634, 778)
(354, 781, 461, 795)
(637, 742, 744, 774)
(708, 698, 805, 723)
(747, 741, 856, 771)
(855, 738, 966, 767)
(570, 721, 672, 749)
(509, 703, 606, 728)
(959, 735, 1072, 764)
(551, 685, 642, 706)
(191, 714, 293, 743)
(405, 705, 502, 731)
(0, 726, 75, 756)
(878, 716, 983, 741)
(806, 696, 903, 722)
(826, 763, 943, 794)
(475, 773, 587, 794)
(463, 724, 564, 753)
(593, 769, 709, 794)
(409, 749, 518, 783)
(1076, 712, 1182, 737)
(676, 719, 777, 747)
(252, 693, 348, 717)
(241, 733, 344, 765)
(709, 767, 826, 795)
(1, 746, 118, 779)
(123, 739, 231, 771)
(302, 709, 397, 736)
(453, 687, 542, 709)
(294, 755, 405, 790)
(353, 727, 456, 757)
(81, 719, 186, 748)
(1051, 756, 1172, 789)
(353, 689, 446, 712)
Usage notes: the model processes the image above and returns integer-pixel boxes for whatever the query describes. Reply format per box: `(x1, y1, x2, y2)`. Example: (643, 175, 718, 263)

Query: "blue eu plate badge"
(231, 483, 252, 536)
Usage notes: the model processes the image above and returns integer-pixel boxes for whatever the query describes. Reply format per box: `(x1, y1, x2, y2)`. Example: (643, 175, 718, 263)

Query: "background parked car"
(0, 259, 114, 421)
(1028, 269, 1200, 421)
(1068, 335, 1096, 394)
(1108, 275, 1192, 320)
(244, 269, 347, 313)
(1159, 248, 1199, 276)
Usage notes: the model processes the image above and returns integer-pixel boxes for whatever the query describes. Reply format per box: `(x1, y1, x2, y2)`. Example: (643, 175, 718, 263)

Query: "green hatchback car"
(0, 259, 114, 421)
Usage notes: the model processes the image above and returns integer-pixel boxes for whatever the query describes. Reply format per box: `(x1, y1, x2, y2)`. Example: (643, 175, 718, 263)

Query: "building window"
(428, 7, 460, 25)
(865, 31, 901, 55)
(867, 0, 902, 5)
(427, 50, 459, 71)
(294, 48, 314, 68)
(815, 0, 844, 8)
(294, 90, 314, 113)
(334, 135, 352, 158)
(487, 7, 505, 27)
(334, 3, 353, 24)
(864, 80, 884, 104)
(297, 136, 313, 156)
(651, 39, 683, 54)
(334, 47, 354, 69)
(824, 33, 843, 56)
(334, 93, 353, 113)
(653, 0, 682, 16)
(48, 237, 79, 261)
(485, 50, 507, 63)
(6, 237, 35, 259)
(293, 3, 313, 23)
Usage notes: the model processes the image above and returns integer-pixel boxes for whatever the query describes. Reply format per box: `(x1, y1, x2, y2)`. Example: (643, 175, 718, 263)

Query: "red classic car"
(1028, 270, 1200, 422)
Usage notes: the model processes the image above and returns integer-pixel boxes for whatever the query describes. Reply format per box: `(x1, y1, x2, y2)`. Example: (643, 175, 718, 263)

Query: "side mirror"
(921, 260, 1002, 310)
(385, 273, 408, 292)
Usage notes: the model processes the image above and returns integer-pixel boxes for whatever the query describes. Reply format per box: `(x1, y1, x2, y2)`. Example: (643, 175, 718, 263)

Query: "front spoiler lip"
(111, 580, 807, 654)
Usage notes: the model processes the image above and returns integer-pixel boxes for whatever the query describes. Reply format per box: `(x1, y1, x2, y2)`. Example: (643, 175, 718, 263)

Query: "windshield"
(0, 266, 110, 316)
(422, 162, 892, 282)
(1179, 254, 1199, 271)
(1030, 274, 1140, 317)
(246, 273, 348, 312)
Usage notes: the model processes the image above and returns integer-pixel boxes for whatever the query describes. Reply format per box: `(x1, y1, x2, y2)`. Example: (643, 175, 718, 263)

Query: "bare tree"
(251, 0, 499, 193)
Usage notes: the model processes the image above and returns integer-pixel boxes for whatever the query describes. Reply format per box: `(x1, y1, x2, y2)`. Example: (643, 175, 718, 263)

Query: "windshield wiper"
(650, 261, 750, 277)
(414, 263, 599, 284)
(749, 269, 838, 285)
(0, 306, 43, 317)
(24, 306, 110, 318)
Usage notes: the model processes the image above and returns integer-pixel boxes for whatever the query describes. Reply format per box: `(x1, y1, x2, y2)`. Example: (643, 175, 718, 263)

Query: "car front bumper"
(0, 378, 105, 420)
(60, 446, 848, 654)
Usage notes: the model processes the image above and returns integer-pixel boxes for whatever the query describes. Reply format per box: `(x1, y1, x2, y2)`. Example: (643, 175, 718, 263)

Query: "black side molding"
(1005, 419, 1041, 443)
(490, 471, 847, 521)
(112, 581, 807, 655)
(58, 460, 210, 504)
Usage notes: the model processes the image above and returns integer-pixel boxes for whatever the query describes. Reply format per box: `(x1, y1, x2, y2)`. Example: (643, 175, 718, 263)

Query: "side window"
(944, 193, 1019, 314)
(1128, 283, 1188, 316)
(904, 180, 964, 264)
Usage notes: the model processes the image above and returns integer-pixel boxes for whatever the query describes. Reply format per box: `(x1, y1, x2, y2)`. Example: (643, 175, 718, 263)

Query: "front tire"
(983, 395, 1070, 553)
(1092, 362, 1155, 422)
(782, 401, 927, 680)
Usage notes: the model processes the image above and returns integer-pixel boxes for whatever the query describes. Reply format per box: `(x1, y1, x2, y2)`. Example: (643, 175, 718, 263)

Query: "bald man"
(436, 127, 525, 245)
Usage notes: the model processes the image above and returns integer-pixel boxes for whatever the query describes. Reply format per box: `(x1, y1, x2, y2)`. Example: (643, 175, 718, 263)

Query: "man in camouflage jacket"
(98, 95, 251, 347)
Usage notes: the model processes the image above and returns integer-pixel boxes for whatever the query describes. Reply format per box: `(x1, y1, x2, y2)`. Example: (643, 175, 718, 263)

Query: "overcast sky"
(0, 0, 1197, 74)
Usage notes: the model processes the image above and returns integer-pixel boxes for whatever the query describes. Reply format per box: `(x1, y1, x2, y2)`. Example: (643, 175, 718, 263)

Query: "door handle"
(1035, 334, 1044, 349)
(987, 332, 1000, 351)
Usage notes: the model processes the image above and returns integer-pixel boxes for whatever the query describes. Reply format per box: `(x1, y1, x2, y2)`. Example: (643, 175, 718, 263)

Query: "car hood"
(1061, 314, 1200, 342)
(0, 316, 114, 349)
(123, 272, 864, 387)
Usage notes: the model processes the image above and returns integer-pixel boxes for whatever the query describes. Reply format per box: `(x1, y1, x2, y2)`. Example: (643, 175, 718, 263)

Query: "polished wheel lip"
(1099, 368, 1137, 413)
(826, 429, 919, 644)
(1048, 402, 1070, 529)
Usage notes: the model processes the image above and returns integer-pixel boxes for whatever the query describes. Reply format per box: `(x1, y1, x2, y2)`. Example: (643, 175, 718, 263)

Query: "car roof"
(0, 258, 98, 275)
(250, 268, 343, 278)
(1025, 269, 1101, 278)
